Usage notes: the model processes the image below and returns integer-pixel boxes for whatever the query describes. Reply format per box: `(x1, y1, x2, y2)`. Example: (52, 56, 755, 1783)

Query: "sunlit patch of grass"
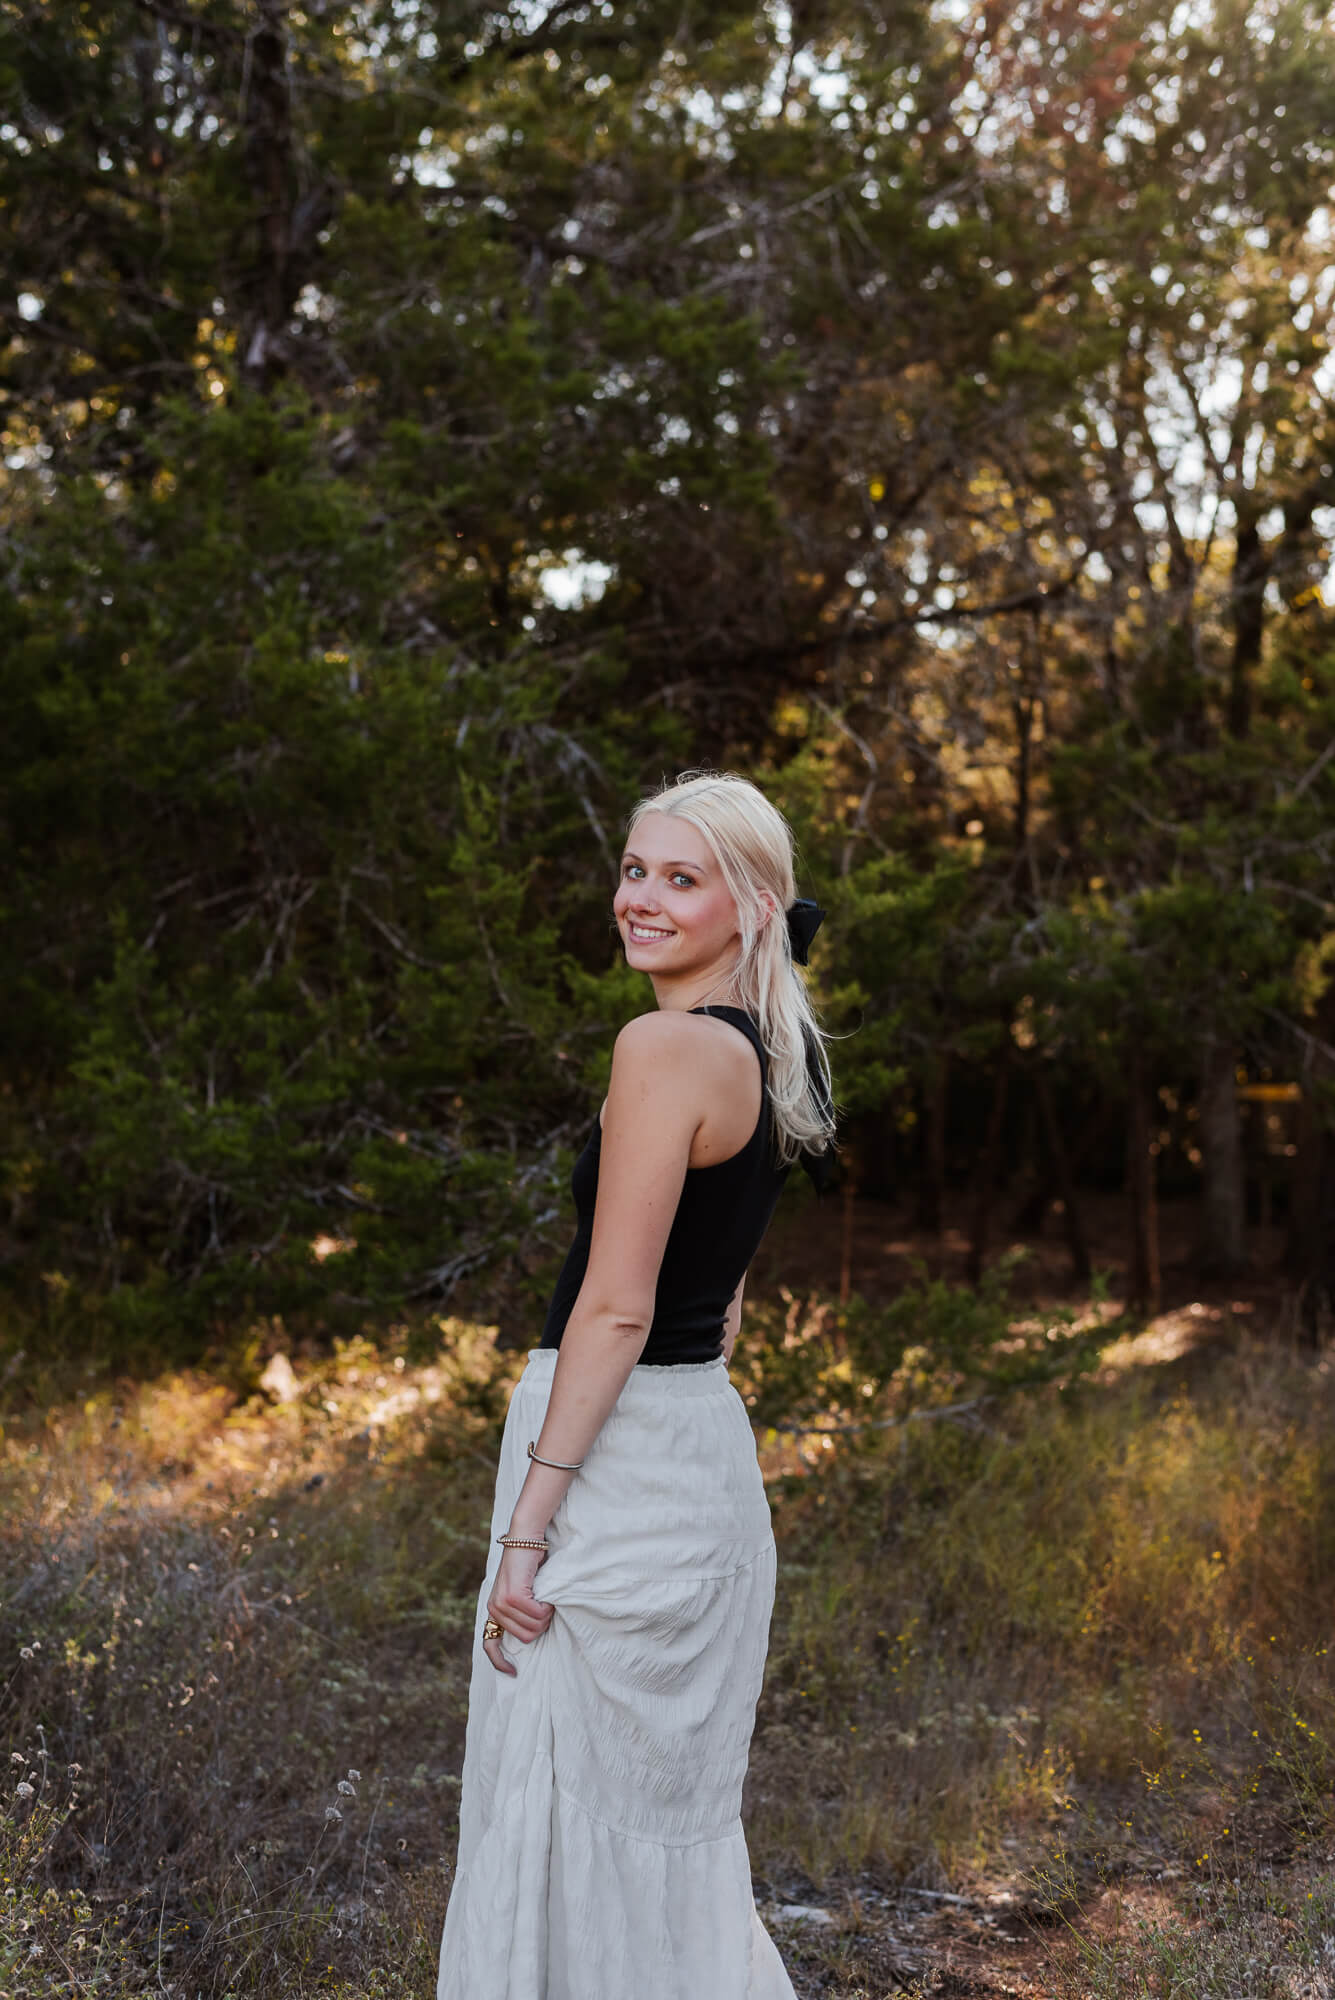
(2, 1299, 1333, 1996)
(0, 1315, 518, 1998)
(1041, 1863, 1335, 1999)
(747, 1326, 1335, 1907)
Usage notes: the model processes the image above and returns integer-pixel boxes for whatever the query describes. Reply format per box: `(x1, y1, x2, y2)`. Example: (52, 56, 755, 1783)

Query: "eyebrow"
(621, 850, 709, 874)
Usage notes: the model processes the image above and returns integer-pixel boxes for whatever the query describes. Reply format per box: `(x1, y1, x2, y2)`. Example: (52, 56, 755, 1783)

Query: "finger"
(499, 1613, 543, 1642)
(490, 1583, 554, 1634)
(482, 1634, 516, 1677)
(493, 1599, 548, 1640)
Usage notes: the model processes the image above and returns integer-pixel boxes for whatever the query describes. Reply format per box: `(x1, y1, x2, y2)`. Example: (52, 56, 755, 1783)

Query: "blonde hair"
(627, 771, 836, 1167)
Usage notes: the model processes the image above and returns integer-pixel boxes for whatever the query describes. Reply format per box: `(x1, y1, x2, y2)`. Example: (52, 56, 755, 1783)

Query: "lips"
(627, 922, 675, 943)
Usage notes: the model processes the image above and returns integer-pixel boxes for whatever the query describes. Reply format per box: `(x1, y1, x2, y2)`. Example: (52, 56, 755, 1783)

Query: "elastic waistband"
(521, 1343, 730, 1398)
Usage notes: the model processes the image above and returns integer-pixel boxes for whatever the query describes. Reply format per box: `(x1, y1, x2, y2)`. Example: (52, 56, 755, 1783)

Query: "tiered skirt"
(437, 1344, 797, 2000)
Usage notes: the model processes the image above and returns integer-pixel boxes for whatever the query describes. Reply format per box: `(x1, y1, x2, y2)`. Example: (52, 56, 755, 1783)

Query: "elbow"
(575, 1292, 654, 1345)
(603, 1308, 654, 1345)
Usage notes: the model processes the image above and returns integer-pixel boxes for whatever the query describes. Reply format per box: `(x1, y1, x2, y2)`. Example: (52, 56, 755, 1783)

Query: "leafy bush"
(734, 1252, 1112, 1436)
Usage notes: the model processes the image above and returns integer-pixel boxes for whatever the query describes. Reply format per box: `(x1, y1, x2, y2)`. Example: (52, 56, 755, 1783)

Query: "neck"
(648, 954, 745, 1014)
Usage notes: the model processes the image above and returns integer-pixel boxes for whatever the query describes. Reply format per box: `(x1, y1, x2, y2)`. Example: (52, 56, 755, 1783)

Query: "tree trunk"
(1033, 1069, 1093, 1282)
(917, 1049, 949, 1234)
(240, 2, 336, 391)
(1012, 689, 1035, 848)
(966, 1052, 1011, 1285)
(1010, 1171, 1056, 1235)
(1009, 1097, 1107, 1233)
(848, 1103, 896, 1201)
(1298, 1134, 1335, 1341)
(1286, 993, 1335, 1340)
(1227, 510, 1269, 741)
(1287, 1076, 1321, 1275)
(1126, 1045, 1161, 1315)
(1197, 1037, 1248, 1276)
(839, 1176, 857, 1307)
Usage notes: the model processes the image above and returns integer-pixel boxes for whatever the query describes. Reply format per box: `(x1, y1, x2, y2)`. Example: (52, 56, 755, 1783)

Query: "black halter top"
(538, 1006, 790, 1364)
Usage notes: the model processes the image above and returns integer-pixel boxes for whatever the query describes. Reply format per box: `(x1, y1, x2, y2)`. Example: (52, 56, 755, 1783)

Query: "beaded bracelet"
(496, 1533, 549, 1551)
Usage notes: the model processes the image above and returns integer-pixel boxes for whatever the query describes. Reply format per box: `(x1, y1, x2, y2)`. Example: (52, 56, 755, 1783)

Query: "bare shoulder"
(605, 1011, 757, 1160)
(611, 1009, 757, 1098)
(611, 1009, 713, 1075)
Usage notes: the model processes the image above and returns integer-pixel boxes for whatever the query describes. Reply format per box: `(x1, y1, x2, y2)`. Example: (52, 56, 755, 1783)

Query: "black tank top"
(538, 1006, 790, 1364)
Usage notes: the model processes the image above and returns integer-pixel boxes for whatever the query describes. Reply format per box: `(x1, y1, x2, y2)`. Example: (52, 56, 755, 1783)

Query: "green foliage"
(3, 0, 1335, 1346)
(736, 1254, 1108, 1435)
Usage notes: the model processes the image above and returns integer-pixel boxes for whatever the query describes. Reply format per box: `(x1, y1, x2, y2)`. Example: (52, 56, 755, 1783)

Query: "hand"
(483, 1544, 554, 1677)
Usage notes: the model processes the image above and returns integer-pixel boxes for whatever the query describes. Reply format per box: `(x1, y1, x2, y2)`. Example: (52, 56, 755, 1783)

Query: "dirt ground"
(758, 1844, 1335, 1999)
(743, 1187, 1325, 1998)
(8, 1184, 1321, 2000)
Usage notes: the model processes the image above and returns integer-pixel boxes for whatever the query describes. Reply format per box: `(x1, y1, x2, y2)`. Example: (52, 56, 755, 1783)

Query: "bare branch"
(763, 1397, 995, 1439)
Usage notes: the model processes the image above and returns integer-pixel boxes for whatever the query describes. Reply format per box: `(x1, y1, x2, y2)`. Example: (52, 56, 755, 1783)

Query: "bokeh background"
(3, 4, 1335, 1996)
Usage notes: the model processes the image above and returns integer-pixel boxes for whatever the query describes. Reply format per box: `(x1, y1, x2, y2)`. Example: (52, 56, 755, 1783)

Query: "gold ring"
(483, 1618, 503, 1641)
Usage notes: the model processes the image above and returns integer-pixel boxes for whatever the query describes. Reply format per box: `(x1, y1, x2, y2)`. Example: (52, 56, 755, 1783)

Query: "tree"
(4, 0, 1334, 1345)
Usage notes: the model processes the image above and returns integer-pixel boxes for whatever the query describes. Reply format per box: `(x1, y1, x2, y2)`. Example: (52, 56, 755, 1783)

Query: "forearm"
(506, 1306, 648, 1538)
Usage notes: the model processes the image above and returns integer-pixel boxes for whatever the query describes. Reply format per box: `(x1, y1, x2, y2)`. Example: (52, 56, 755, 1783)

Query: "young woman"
(437, 770, 835, 2000)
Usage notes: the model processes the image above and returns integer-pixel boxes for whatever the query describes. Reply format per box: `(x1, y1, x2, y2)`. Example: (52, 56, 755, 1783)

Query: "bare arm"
(506, 1010, 704, 1541)
(482, 1015, 704, 1671)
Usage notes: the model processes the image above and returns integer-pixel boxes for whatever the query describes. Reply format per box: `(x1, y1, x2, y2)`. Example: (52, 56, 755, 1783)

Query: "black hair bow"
(785, 897, 826, 965)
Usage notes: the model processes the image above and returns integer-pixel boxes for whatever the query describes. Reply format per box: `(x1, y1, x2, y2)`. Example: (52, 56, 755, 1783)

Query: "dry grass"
(2, 1303, 1333, 1997)
(745, 1339, 1335, 1876)
(1039, 1864, 1335, 2000)
(0, 1323, 513, 1998)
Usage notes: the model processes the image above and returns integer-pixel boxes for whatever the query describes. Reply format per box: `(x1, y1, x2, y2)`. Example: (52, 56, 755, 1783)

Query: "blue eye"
(621, 863, 695, 886)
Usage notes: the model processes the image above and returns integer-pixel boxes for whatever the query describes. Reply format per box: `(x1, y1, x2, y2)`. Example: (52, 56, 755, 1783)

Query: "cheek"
(694, 888, 738, 936)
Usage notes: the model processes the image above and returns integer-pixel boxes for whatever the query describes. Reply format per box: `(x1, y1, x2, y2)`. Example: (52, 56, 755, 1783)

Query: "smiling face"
(612, 811, 745, 1004)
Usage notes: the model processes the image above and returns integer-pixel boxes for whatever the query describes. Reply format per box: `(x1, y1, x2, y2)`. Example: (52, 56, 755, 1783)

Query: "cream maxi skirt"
(437, 1344, 797, 2000)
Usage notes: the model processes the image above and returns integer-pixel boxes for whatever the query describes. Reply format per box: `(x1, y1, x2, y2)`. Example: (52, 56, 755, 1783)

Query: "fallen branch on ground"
(758, 1396, 994, 1439)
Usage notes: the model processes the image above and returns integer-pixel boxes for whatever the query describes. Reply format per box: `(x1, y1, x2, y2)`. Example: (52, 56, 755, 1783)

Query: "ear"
(755, 889, 778, 932)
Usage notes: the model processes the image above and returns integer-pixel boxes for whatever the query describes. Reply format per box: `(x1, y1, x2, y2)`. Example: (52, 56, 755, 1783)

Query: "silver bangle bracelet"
(527, 1438, 584, 1471)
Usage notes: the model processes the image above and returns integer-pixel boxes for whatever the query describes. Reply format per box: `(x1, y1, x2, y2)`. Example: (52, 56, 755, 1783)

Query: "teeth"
(629, 924, 672, 940)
